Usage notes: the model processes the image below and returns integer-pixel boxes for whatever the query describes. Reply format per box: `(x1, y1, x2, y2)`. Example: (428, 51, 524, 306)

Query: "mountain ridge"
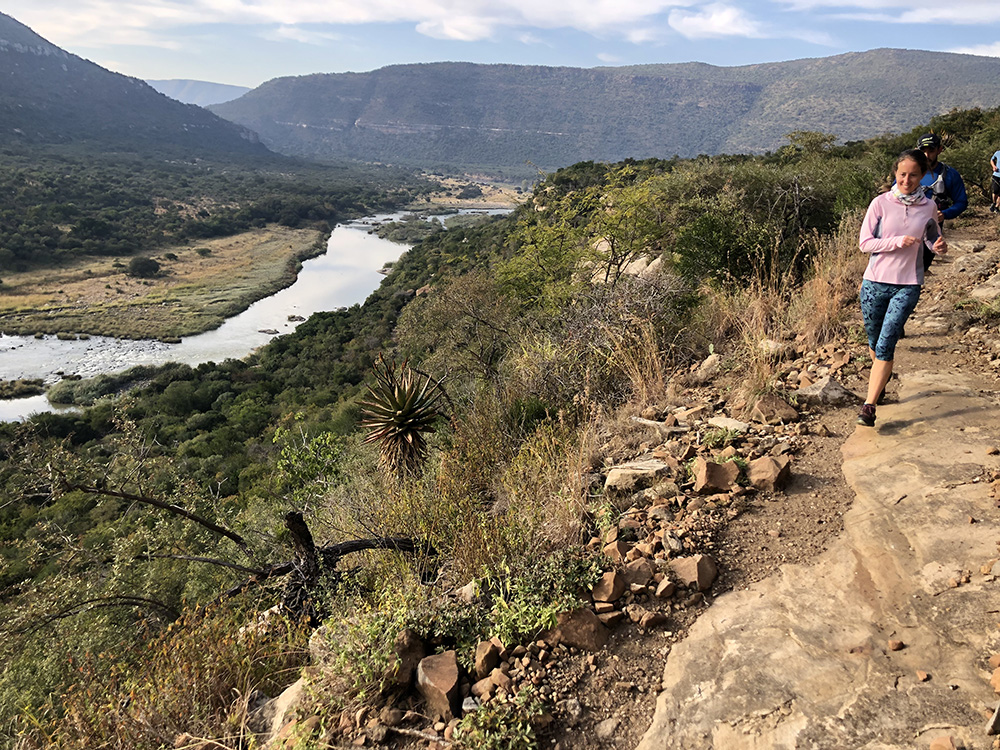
(0, 12, 266, 156)
(210, 50, 1000, 172)
(147, 79, 251, 107)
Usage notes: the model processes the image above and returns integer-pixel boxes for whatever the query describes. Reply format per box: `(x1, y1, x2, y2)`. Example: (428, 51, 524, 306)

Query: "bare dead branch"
(282, 511, 320, 621)
(211, 535, 437, 610)
(60, 481, 255, 562)
(25, 595, 180, 634)
(137, 554, 269, 576)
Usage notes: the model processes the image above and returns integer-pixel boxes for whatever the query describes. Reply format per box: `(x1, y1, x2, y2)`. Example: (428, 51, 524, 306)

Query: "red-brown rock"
(474, 640, 500, 679)
(655, 579, 676, 598)
(490, 667, 513, 693)
(416, 651, 460, 721)
(597, 611, 626, 628)
(929, 736, 957, 750)
(692, 457, 740, 494)
(603, 540, 630, 564)
(669, 554, 718, 591)
(546, 608, 610, 651)
(592, 571, 627, 602)
(639, 611, 669, 630)
(622, 558, 656, 588)
(750, 393, 799, 425)
(470, 676, 495, 699)
(389, 628, 425, 687)
(747, 455, 792, 492)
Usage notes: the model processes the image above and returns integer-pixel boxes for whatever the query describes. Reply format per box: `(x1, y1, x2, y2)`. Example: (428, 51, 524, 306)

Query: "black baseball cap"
(917, 133, 942, 149)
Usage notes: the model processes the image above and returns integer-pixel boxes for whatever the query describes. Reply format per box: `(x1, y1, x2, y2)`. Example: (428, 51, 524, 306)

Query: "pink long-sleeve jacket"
(859, 191, 940, 286)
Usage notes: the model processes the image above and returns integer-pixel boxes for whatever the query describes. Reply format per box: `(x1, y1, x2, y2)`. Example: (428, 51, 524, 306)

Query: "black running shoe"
(857, 403, 876, 427)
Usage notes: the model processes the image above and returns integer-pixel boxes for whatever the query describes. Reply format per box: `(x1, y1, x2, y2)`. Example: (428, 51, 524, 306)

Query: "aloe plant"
(360, 356, 444, 477)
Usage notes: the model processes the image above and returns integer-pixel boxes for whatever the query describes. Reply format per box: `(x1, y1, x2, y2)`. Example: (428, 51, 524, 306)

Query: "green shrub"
(488, 550, 602, 645)
(126, 256, 160, 278)
(454, 686, 546, 750)
(702, 427, 738, 449)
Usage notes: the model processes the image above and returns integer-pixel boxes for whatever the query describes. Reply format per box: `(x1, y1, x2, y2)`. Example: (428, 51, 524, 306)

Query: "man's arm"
(941, 167, 968, 219)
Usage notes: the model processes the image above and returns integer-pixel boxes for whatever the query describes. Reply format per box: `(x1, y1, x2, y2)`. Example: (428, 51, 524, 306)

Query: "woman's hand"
(932, 236, 948, 255)
(896, 235, 919, 248)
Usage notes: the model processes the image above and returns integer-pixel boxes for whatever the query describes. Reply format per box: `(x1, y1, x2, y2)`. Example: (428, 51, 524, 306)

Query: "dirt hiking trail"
(637, 218, 1000, 749)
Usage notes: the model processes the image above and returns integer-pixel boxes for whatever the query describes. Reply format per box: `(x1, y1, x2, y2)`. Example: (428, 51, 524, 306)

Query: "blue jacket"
(921, 162, 968, 220)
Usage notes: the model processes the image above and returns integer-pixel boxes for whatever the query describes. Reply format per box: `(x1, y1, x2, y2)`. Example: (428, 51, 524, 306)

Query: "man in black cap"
(917, 132, 967, 271)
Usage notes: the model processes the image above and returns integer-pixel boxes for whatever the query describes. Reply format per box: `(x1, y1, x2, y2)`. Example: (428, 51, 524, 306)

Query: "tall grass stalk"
(789, 211, 866, 347)
(595, 319, 668, 405)
(15, 605, 308, 750)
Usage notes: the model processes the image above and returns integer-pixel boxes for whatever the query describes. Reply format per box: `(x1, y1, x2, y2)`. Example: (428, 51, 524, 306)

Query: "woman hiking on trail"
(857, 148, 948, 427)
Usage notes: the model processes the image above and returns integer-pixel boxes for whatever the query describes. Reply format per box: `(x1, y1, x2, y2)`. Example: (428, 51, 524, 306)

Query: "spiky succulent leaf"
(360, 356, 443, 477)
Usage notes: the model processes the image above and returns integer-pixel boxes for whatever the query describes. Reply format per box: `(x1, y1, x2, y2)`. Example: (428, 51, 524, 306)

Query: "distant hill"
(210, 51, 1000, 173)
(147, 79, 251, 107)
(0, 12, 265, 155)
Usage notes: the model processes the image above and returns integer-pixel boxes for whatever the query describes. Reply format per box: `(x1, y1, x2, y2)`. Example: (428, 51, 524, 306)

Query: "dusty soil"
(0, 226, 325, 340)
(529, 210, 1000, 750)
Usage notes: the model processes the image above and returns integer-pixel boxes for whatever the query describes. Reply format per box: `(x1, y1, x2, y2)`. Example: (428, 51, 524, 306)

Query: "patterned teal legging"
(860, 279, 921, 361)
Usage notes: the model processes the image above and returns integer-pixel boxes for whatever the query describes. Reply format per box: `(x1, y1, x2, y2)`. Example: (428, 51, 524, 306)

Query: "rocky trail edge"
(637, 216, 1000, 749)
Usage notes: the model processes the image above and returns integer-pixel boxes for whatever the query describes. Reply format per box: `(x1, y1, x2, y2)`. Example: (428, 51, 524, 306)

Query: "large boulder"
(692, 457, 740, 494)
(750, 393, 799, 425)
(748, 455, 792, 492)
(416, 651, 461, 721)
(546, 608, 610, 651)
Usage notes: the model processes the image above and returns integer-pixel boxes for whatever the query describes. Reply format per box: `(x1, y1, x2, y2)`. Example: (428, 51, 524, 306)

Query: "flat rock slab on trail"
(638, 233, 1000, 749)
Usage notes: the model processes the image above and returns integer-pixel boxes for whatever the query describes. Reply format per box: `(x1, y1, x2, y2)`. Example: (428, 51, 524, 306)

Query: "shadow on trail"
(874, 402, 984, 434)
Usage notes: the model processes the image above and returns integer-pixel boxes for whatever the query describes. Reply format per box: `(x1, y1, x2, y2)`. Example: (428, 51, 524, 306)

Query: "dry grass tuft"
(789, 211, 866, 348)
(688, 212, 865, 408)
(16, 605, 308, 750)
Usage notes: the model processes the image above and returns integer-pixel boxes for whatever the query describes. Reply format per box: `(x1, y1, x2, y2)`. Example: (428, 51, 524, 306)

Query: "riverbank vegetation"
(0, 145, 435, 337)
(0, 225, 328, 340)
(2, 107, 1000, 748)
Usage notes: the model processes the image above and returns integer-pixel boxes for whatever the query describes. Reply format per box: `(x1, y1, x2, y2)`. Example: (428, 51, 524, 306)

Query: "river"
(0, 210, 506, 422)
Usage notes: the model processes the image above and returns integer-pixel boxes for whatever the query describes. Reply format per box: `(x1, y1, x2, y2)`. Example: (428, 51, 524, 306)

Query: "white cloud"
(415, 16, 498, 41)
(517, 32, 548, 46)
(774, 0, 1000, 25)
(625, 26, 670, 43)
(950, 41, 1000, 57)
(597, 52, 622, 62)
(3, 0, 698, 47)
(668, 3, 765, 39)
(261, 25, 343, 45)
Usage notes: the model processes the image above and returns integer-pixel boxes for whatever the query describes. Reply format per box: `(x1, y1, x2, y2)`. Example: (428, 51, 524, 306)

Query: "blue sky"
(5, 1, 1000, 88)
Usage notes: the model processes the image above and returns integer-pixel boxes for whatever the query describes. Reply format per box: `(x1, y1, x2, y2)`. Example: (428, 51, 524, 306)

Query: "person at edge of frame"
(990, 146, 1000, 214)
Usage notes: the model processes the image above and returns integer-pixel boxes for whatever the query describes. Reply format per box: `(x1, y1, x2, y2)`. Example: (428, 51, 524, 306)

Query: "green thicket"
(4, 108, 1000, 748)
